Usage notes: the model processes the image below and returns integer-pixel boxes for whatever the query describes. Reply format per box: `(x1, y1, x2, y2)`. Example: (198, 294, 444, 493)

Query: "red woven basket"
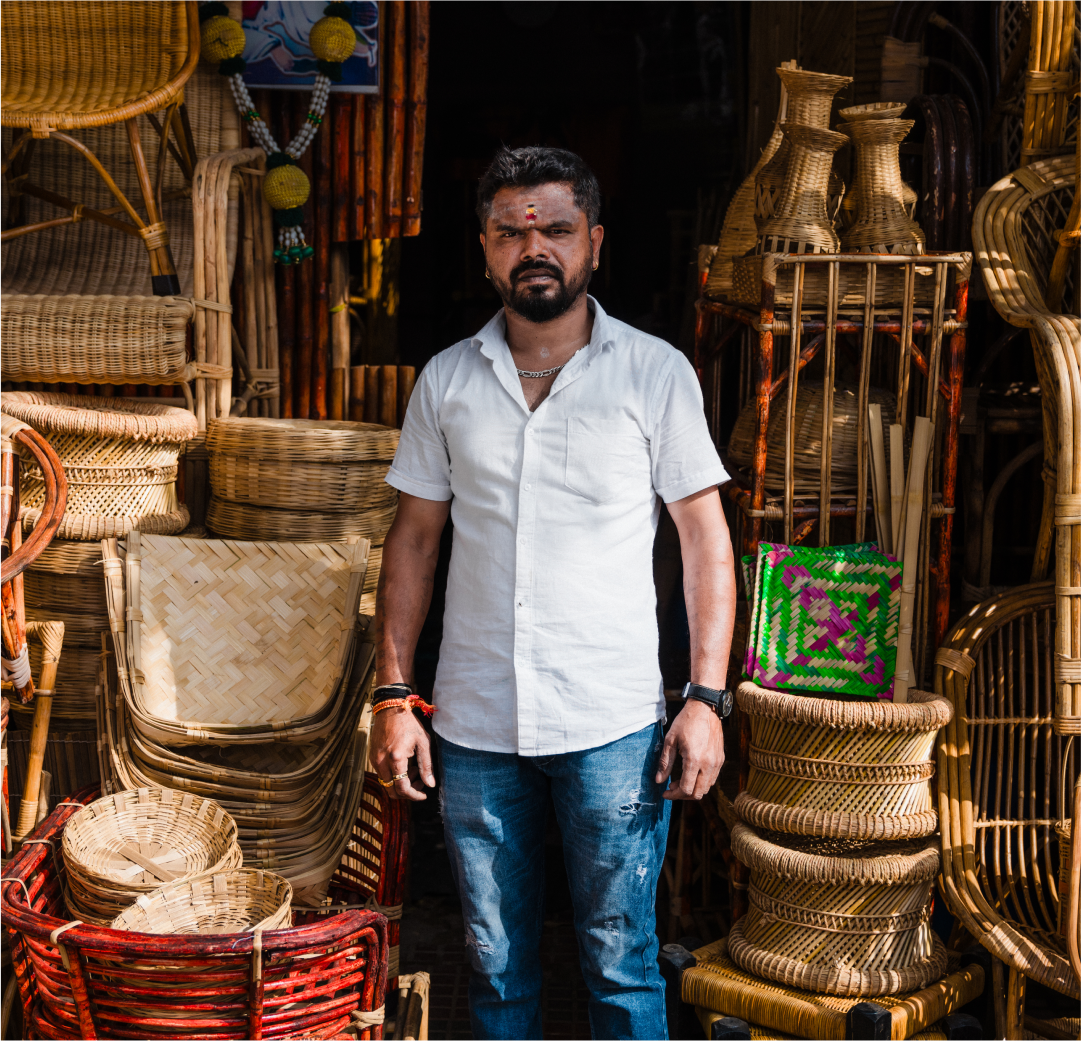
(2, 778, 409, 1040)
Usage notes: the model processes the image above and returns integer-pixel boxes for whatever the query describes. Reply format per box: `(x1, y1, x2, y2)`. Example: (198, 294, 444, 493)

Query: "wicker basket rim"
(731, 822, 940, 883)
(838, 102, 909, 121)
(736, 681, 953, 731)
(2, 392, 197, 442)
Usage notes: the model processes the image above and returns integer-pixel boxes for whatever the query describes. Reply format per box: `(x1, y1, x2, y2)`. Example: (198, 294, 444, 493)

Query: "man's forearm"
(684, 538, 736, 690)
(374, 498, 450, 686)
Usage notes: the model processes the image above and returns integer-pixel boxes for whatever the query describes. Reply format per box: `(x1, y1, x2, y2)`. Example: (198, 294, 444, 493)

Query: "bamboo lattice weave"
(207, 496, 398, 544)
(0, 3, 194, 124)
(128, 535, 366, 736)
(736, 682, 951, 840)
(683, 938, 985, 1040)
(111, 869, 292, 935)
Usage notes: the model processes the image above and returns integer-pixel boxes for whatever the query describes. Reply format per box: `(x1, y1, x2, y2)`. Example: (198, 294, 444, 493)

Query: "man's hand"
(655, 699, 725, 800)
(370, 707, 436, 802)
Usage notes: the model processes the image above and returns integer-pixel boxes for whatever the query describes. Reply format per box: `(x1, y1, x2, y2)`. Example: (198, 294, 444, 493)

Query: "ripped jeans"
(437, 722, 671, 1040)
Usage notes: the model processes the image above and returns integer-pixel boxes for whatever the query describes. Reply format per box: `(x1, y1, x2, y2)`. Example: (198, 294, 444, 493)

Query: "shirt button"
(525, 483, 532, 490)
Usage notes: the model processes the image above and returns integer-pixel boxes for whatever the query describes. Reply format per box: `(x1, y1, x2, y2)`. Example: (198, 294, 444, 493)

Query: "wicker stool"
(728, 823, 945, 996)
(1, 392, 197, 539)
(683, 938, 985, 1040)
(735, 682, 953, 841)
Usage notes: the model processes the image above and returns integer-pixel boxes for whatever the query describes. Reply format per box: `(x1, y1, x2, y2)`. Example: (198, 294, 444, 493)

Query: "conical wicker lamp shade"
(840, 118, 925, 254)
(759, 123, 848, 254)
(755, 67, 851, 228)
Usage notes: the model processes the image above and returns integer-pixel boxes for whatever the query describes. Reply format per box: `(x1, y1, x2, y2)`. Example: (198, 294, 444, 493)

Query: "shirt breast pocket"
(565, 415, 647, 505)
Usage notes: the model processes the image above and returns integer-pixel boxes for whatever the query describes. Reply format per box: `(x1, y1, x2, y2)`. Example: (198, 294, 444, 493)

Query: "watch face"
(720, 691, 734, 717)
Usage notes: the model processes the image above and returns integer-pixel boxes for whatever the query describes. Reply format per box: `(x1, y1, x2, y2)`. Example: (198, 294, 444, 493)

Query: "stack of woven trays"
(2, 788, 392, 1040)
(62, 787, 242, 925)
(729, 681, 954, 996)
(98, 531, 378, 906)
(205, 417, 400, 613)
(1, 392, 197, 539)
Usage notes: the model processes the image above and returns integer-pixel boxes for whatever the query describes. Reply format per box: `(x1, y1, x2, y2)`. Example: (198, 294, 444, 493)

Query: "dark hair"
(476, 146, 602, 228)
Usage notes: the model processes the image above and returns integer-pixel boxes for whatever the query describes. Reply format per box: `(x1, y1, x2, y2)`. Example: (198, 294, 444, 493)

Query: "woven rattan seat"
(728, 823, 945, 996)
(101, 532, 369, 745)
(684, 938, 985, 1040)
(734, 682, 952, 841)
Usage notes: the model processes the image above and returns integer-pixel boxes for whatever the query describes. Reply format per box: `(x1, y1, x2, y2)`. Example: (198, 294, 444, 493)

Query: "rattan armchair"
(1, 1, 200, 293)
(935, 583, 1079, 1039)
(2, 53, 279, 431)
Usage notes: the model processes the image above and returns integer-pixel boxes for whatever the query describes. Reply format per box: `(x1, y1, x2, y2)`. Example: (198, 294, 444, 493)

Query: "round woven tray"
(206, 416, 400, 461)
(206, 496, 397, 545)
(729, 823, 946, 996)
(110, 868, 293, 935)
(62, 787, 242, 925)
(734, 681, 953, 840)
(3, 392, 196, 540)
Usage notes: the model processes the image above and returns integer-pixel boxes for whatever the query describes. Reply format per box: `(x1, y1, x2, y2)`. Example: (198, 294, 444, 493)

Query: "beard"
(491, 254, 593, 323)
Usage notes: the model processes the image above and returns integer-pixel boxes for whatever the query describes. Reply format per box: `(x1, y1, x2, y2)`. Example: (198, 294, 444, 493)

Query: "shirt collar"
(475, 295, 615, 361)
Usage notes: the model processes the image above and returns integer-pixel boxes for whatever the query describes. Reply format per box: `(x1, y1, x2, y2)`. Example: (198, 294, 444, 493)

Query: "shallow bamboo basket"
(2, 392, 197, 539)
(62, 787, 242, 925)
(735, 681, 953, 840)
(207, 496, 397, 545)
(207, 417, 399, 513)
(729, 823, 946, 996)
(110, 869, 292, 935)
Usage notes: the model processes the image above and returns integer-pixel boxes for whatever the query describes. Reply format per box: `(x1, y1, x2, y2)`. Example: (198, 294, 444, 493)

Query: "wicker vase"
(734, 681, 953, 840)
(840, 118, 925, 254)
(728, 823, 947, 996)
(758, 123, 848, 254)
(836, 103, 917, 230)
(755, 67, 851, 228)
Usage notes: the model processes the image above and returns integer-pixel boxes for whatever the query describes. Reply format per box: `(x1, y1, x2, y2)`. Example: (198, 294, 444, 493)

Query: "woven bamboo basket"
(207, 417, 399, 512)
(207, 495, 397, 544)
(110, 869, 292, 935)
(62, 787, 242, 925)
(837, 103, 917, 230)
(735, 681, 953, 840)
(2, 393, 197, 539)
(727, 382, 898, 494)
(729, 822, 946, 996)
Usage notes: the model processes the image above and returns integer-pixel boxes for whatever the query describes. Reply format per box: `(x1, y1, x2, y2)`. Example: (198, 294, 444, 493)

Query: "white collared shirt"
(385, 298, 728, 755)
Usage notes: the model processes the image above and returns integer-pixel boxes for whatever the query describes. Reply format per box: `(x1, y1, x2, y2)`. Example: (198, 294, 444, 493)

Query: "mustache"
(509, 259, 564, 284)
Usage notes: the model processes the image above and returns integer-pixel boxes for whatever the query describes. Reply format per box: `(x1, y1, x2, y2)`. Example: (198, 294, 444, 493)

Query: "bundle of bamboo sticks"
(868, 404, 934, 704)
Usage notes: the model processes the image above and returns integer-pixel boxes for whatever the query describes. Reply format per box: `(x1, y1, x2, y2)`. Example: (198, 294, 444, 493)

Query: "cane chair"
(936, 583, 1080, 1039)
(1, 1, 201, 293)
(2, 55, 280, 431)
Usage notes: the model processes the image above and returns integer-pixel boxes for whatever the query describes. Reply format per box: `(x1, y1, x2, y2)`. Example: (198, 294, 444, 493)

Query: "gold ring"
(391, 771, 409, 782)
(377, 776, 395, 788)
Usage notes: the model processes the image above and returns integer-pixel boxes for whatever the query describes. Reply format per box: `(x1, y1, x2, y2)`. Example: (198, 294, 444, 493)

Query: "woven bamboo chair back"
(0, 2, 197, 127)
(1021, 1, 1080, 166)
(2, 65, 239, 298)
(936, 582, 1080, 998)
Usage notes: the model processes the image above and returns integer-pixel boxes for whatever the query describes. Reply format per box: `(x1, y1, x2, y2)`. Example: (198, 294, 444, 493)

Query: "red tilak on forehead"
(526, 205, 537, 223)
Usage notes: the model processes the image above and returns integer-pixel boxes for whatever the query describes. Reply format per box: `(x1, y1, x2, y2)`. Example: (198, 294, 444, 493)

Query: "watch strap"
(681, 681, 734, 718)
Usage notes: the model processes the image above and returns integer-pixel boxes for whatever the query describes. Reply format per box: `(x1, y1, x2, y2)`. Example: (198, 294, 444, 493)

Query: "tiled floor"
(404, 908, 592, 1040)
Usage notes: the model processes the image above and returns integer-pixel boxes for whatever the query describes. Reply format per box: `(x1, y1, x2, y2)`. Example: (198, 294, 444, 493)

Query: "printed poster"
(241, 1, 379, 92)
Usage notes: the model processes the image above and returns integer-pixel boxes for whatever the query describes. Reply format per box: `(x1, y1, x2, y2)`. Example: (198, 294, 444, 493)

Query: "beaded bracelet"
(372, 694, 436, 718)
(372, 683, 414, 705)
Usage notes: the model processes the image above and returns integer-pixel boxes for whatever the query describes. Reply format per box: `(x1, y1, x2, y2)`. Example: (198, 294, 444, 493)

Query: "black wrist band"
(680, 682, 734, 719)
(372, 683, 414, 705)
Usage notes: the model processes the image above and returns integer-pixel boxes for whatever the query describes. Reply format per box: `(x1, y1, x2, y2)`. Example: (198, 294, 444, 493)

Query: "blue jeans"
(437, 722, 671, 1041)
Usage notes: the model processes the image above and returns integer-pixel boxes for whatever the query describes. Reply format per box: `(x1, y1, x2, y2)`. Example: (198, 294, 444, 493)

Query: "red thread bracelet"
(372, 695, 436, 717)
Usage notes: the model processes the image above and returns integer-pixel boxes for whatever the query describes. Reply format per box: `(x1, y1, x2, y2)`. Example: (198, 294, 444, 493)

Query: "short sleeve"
(385, 360, 453, 501)
(649, 353, 729, 503)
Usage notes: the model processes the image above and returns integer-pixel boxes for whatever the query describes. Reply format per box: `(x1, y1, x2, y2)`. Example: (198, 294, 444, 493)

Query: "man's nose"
(520, 228, 549, 259)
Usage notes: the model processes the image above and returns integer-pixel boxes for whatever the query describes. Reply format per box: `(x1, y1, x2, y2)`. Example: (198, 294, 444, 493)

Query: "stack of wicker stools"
(678, 681, 968, 1039)
(205, 417, 400, 613)
(1, 394, 198, 814)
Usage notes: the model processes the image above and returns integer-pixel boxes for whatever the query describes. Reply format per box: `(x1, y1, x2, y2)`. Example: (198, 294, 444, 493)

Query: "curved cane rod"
(1067, 772, 1081, 986)
(0, 425, 67, 585)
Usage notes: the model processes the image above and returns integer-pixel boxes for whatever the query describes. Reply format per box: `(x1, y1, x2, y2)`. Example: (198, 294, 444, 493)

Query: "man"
(372, 145, 736, 1040)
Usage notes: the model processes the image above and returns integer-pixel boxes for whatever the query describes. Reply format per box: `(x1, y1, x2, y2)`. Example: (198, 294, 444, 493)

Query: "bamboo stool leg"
(1005, 965, 1025, 1040)
(125, 119, 181, 296)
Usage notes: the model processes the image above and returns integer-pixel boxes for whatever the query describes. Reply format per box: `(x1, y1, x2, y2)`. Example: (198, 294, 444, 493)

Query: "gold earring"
(485, 269, 491, 280)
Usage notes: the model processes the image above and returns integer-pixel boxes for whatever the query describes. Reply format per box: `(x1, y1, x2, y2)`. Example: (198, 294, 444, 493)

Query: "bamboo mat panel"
(136, 536, 361, 727)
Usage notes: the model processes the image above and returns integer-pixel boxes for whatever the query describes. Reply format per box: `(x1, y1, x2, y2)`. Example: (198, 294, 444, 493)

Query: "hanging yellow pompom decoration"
(201, 14, 246, 63)
(263, 164, 311, 210)
(309, 16, 357, 63)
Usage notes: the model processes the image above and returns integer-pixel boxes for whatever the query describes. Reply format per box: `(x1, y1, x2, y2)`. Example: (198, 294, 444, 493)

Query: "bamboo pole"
(384, 0, 407, 237)
(314, 84, 333, 420)
(296, 95, 315, 418)
(365, 6, 386, 241)
(893, 416, 934, 705)
(330, 245, 350, 420)
(403, 2, 430, 237)
(332, 94, 352, 243)
(868, 404, 891, 554)
(380, 366, 398, 427)
(397, 365, 416, 427)
(350, 366, 366, 422)
(352, 94, 367, 240)
(364, 366, 380, 423)
(240, 175, 259, 417)
(889, 423, 906, 556)
(275, 97, 295, 418)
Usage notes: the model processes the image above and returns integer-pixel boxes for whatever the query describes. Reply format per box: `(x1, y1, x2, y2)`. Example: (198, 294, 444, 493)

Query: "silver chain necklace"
(516, 363, 566, 378)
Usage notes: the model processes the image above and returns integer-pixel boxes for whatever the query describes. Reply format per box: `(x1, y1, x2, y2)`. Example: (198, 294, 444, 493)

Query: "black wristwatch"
(680, 682, 734, 719)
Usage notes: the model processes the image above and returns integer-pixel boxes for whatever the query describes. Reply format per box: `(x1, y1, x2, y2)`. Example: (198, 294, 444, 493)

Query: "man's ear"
(479, 231, 486, 250)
